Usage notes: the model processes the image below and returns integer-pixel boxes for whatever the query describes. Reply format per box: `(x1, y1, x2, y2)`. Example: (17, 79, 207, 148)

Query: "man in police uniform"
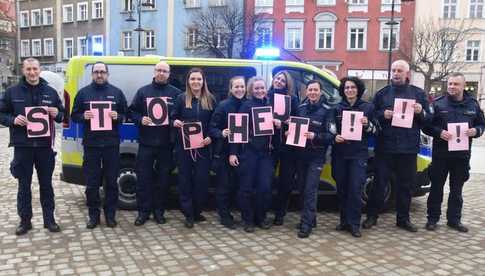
(71, 62, 127, 229)
(0, 58, 64, 235)
(424, 72, 485, 232)
(129, 61, 181, 226)
(363, 60, 431, 232)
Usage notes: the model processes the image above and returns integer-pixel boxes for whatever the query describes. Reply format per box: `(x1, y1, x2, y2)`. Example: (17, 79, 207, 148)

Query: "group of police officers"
(1, 57, 484, 238)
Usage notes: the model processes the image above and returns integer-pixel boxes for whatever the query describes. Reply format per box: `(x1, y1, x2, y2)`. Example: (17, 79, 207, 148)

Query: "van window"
(169, 66, 257, 103)
(272, 66, 341, 105)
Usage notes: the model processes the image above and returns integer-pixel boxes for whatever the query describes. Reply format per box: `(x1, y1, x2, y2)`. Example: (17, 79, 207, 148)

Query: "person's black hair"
(338, 76, 366, 99)
(306, 79, 322, 90)
(92, 61, 109, 73)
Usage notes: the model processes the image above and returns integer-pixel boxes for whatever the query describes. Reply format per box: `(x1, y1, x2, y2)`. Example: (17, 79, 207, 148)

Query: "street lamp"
(126, 0, 155, 56)
(386, 0, 414, 84)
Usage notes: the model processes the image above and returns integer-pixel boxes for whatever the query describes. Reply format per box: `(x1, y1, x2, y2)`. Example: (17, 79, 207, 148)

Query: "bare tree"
(400, 19, 471, 94)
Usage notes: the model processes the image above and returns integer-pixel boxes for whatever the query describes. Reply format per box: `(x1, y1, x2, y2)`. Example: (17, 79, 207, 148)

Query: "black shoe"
(153, 213, 166, 225)
(244, 224, 255, 233)
(106, 218, 117, 228)
(221, 219, 236, 230)
(86, 218, 99, 229)
(273, 216, 284, 226)
(335, 223, 350, 231)
(43, 222, 61, 233)
(258, 220, 272, 230)
(396, 221, 418, 232)
(194, 214, 206, 223)
(362, 217, 377, 229)
(15, 221, 32, 236)
(297, 228, 311, 239)
(350, 227, 362, 238)
(296, 220, 317, 230)
(425, 221, 438, 231)
(447, 222, 469, 233)
(184, 219, 194, 229)
(134, 215, 149, 226)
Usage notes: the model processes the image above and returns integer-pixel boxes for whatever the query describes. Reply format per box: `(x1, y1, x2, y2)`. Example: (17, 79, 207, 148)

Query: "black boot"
(15, 220, 32, 236)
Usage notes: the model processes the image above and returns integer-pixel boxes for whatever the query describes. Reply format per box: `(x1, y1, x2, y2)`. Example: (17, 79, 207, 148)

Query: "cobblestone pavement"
(0, 128, 485, 276)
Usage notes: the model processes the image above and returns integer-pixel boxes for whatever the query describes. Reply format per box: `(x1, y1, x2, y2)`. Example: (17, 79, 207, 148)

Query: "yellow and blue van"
(61, 56, 432, 209)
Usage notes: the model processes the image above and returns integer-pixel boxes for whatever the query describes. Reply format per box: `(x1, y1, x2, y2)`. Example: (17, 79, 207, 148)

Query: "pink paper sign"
(90, 101, 112, 131)
(146, 97, 169, 126)
(341, 111, 364, 141)
(182, 122, 204, 150)
(448, 122, 469, 151)
(391, 98, 416, 128)
(25, 106, 50, 138)
(286, 116, 309, 148)
(273, 93, 291, 121)
(252, 106, 274, 136)
(228, 113, 249, 143)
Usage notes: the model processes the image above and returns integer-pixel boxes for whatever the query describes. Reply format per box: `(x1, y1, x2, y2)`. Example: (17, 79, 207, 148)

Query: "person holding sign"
(128, 61, 182, 226)
(208, 76, 247, 229)
(363, 60, 431, 233)
(423, 73, 485, 233)
(289, 80, 333, 238)
(331, 77, 375, 238)
(229, 76, 281, 233)
(172, 68, 215, 229)
(0, 58, 64, 235)
(71, 62, 128, 229)
(268, 71, 301, 227)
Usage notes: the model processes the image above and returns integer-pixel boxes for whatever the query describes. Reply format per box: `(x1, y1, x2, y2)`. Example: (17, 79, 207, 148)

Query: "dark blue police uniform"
(0, 77, 64, 230)
(71, 81, 127, 225)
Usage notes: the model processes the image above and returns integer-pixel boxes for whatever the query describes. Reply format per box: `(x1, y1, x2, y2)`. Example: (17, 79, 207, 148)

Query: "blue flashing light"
(254, 47, 280, 60)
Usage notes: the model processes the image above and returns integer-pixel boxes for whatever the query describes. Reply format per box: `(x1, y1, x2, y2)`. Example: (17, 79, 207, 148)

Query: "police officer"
(71, 61, 128, 229)
(208, 76, 246, 229)
(129, 61, 181, 226)
(423, 72, 485, 232)
(0, 58, 64, 235)
(331, 77, 375, 238)
(293, 80, 333, 238)
(363, 60, 431, 232)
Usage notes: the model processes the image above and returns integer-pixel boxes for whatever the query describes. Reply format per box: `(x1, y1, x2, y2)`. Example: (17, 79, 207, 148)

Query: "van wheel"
(116, 158, 137, 210)
(362, 171, 394, 211)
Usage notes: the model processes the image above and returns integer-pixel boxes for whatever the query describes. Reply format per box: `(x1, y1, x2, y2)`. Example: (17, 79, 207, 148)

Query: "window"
(440, 40, 454, 62)
(145, 0, 156, 9)
(31, 9, 41, 27)
(314, 13, 336, 50)
(255, 22, 273, 47)
(63, 38, 74, 60)
(185, 0, 200, 8)
(465, 40, 480, 61)
(381, 0, 401, 12)
(284, 21, 304, 50)
(144, 30, 155, 49)
(316, 0, 335, 5)
(92, 0, 103, 19)
(122, 31, 133, 50)
(380, 20, 400, 50)
(348, 0, 368, 12)
(443, 0, 457, 18)
(0, 39, 9, 50)
(214, 29, 225, 48)
(44, 38, 54, 56)
(92, 35, 104, 55)
(32, 39, 42, 57)
(20, 11, 29, 28)
(123, 0, 133, 11)
(185, 28, 198, 49)
(78, 2, 88, 21)
(209, 0, 225, 7)
(63, 4, 74, 23)
(43, 8, 53, 25)
(20, 40, 30, 57)
(78, 37, 87, 56)
(347, 21, 367, 50)
(255, 0, 273, 14)
(469, 0, 483, 18)
(286, 0, 304, 13)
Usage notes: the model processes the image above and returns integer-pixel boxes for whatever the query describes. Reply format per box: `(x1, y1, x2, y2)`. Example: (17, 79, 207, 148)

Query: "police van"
(60, 55, 432, 209)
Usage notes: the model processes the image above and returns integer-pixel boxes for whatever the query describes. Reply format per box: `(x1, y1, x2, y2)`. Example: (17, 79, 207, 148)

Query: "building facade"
(413, 0, 485, 106)
(17, 0, 107, 73)
(0, 0, 17, 91)
(244, 0, 415, 94)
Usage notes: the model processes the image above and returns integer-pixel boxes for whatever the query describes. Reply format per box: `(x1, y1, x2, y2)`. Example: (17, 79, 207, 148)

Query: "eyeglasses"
(93, 71, 107, 75)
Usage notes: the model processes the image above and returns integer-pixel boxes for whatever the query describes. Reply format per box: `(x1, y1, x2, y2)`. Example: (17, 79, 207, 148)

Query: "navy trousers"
(274, 150, 298, 219)
(11, 147, 56, 223)
(297, 156, 325, 231)
(214, 155, 238, 222)
(83, 146, 120, 220)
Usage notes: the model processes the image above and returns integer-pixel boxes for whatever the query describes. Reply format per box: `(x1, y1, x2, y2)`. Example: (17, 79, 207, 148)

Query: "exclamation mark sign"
(456, 125, 461, 143)
(350, 113, 355, 132)
(401, 101, 407, 119)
